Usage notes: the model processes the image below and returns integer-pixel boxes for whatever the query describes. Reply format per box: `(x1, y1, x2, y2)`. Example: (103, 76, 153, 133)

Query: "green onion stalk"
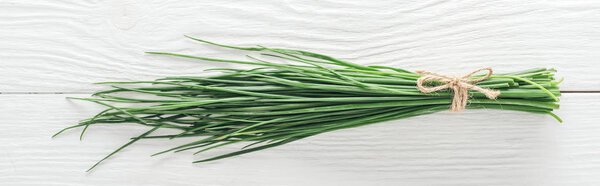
(55, 36, 561, 171)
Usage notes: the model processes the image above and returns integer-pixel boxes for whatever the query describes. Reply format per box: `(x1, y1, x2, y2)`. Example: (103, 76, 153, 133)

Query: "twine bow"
(416, 67, 500, 112)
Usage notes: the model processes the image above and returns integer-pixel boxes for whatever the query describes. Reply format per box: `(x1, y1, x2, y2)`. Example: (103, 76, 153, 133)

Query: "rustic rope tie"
(416, 67, 501, 112)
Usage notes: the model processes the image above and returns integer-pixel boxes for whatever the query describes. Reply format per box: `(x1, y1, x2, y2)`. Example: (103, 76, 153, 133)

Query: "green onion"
(56, 36, 561, 171)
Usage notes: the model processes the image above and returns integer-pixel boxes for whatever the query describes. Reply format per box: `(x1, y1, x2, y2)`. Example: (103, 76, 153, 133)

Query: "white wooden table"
(2, 1, 599, 185)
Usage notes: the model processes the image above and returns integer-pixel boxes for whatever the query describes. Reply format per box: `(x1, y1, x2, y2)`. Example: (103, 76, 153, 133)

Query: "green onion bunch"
(56, 36, 561, 171)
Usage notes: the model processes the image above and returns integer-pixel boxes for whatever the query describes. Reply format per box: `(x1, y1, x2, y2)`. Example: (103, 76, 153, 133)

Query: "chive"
(58, 36, 562, 171)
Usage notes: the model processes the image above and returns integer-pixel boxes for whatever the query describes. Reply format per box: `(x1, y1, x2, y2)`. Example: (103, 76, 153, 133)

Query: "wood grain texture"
(1, 0, 600, 92)
(1, 93, 599, 186)
(2, 1, 600, 185)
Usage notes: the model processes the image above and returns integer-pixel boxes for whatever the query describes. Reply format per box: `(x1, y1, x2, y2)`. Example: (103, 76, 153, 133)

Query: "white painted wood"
(1, 0, 600, 92)
(2, 1, 600, 186)
(0, 93, 598, 186)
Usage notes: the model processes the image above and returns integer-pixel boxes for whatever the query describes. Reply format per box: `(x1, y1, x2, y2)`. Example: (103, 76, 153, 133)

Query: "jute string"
(415, 67, 500, 112)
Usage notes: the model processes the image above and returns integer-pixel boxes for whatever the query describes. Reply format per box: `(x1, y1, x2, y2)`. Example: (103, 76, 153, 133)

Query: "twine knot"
(415, 67, 500, 112)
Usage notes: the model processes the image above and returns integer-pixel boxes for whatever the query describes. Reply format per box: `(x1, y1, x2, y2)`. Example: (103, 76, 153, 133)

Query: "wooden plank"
(1, 0, 600, 92)
(0, 93, 598, 185)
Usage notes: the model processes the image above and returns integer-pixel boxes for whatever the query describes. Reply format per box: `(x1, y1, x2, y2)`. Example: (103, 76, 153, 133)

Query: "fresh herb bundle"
(56, 36, 561, 171)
